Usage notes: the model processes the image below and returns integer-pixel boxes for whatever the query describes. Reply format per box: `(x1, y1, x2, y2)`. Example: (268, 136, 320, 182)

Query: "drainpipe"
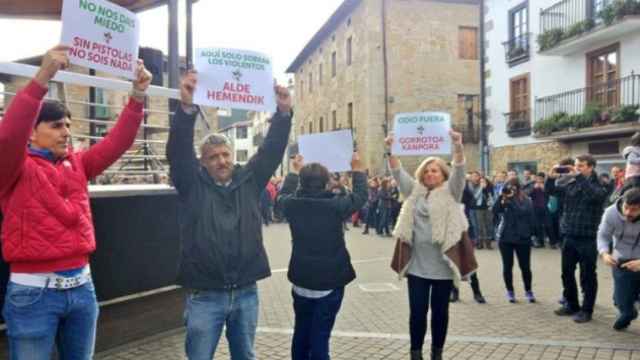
(381, 0, 390, 174)
(479, 0, 489, 174)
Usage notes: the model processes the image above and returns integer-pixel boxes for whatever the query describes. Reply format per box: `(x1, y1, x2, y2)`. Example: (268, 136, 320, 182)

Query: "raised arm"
(0, 46, 68, 197)
(81, 60, 150, 179)
(334, 152, 368, 218)
(447, 130, 466, 202)
(166, 71, 201, 195)
(246, 85, 293, 193)
(386, 134, 415, 197)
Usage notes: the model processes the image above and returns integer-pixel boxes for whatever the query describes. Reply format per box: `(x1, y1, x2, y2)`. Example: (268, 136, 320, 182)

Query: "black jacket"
(545, 173, 608, 239)
(167, 105, 292, 290)
(278, 171, 368, 290)
(493, 195, 535, 245)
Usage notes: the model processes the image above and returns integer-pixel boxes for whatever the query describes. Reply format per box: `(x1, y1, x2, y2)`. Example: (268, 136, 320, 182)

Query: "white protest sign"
(298, 130, 354, 173)
(391, 112, 452, 156)
(61, 0, 140, 79)
(194, 48, 276, 112)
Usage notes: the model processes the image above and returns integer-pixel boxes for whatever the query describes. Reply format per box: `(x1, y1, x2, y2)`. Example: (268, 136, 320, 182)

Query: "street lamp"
(464, 95, 475, 142)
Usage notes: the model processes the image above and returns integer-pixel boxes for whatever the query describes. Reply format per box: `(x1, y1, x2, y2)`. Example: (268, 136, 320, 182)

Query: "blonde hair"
(414, 157, 450, 186)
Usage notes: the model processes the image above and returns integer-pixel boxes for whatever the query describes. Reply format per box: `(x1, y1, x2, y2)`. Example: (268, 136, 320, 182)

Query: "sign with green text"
(61, 0, 140, 79)
(391, 112, 451, 156)
(194, 48, 276, 112)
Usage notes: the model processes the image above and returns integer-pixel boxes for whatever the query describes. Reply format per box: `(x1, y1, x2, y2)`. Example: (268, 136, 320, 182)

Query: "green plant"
(537, 28, 564, 51)
(565, 19, 595, 38)
(598, 4, 617, 25)
(583, 102, 605, 123)
(533, 112, 568, 135)
(611, 105, 640, 123)
(570, 113, 593, 128)
(598, 0, 640, 25)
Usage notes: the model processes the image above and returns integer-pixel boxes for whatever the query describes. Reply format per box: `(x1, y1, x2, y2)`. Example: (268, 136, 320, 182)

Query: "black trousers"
(561, 237, 598, 314)
(407, 275, 453, 351)
(498, 242, 532, 292)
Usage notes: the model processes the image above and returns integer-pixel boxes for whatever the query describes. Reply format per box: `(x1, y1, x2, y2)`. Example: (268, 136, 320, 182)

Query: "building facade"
(485, 0, 640, 175)
(287, 0, 481, 174)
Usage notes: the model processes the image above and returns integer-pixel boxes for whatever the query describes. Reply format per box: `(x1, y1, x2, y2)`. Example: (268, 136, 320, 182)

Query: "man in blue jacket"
(166, 71, 292, 360)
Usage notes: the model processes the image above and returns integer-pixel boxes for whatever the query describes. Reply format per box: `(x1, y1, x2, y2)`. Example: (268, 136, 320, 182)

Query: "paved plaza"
(97, 223, 640, 360)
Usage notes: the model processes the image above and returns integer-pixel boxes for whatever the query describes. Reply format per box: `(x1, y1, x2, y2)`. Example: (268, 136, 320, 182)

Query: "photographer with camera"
(597, 188, 640, 331)
(493, 178, 536, 303)
(546, 155, 609, 323)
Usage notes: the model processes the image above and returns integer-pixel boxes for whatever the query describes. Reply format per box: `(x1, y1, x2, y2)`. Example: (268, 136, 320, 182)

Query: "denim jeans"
(613, 267, 640, 322)
(291, 287, 344, 360)
(2, 281, 99, 360)
(184, 283, 259, 360)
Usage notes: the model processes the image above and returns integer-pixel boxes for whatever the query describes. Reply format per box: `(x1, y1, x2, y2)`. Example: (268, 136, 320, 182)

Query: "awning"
(0, 0, 189, 20)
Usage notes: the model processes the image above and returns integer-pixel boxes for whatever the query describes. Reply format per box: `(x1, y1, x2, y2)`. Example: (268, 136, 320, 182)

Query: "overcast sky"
(0, 0, 344, 84)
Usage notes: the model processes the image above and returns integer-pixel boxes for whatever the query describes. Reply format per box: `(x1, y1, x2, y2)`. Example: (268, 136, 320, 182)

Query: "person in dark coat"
(278, 153, 367, 360)
(494, 178, 537, 303)
(167, 71, 292, 359)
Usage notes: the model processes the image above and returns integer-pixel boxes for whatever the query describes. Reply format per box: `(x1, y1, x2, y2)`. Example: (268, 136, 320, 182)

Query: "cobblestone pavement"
(97, 224, 640, 359)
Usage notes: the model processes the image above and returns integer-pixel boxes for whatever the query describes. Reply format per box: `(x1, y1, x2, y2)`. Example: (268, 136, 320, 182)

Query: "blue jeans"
(291, 287, 344, 360)
(2, 281, 99, 360)
(613, 267, 640, 322)
(184, 283, 259, 360)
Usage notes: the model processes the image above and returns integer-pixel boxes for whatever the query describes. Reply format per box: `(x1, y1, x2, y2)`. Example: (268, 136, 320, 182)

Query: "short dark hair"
(36, 100, 71, 127)
(576, 154, 597, 168)
(299, 163, 330, 192)
(559, 157, 575, 166)
(631, 132, 640, 147)
(537, 172, 546, 178)
(623, 188, 640, 206)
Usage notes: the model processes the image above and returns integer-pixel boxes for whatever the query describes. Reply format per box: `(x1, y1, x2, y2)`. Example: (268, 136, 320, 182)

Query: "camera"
(555, 166, 570, 174)
(501, 185, 514, 195)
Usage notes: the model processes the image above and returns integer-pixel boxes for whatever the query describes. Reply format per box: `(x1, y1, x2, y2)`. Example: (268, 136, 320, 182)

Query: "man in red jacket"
(0, 45, 151, 360)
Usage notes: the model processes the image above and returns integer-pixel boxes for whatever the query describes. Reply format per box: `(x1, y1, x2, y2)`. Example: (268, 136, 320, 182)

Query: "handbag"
(390, 238, 412, 274)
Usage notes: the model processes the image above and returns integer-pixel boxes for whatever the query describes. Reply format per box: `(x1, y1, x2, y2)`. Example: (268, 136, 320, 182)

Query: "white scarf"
(392, 180, 469, 283)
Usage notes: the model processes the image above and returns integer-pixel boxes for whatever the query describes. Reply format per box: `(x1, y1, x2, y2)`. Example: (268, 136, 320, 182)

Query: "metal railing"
(502, 33, 531, 64)
(540, 0, 594, 34)
(535, 72, 640, 121)
(505, 110, 532, 137)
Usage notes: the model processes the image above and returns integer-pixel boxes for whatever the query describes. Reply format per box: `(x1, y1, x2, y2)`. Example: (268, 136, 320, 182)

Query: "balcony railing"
(539, 0, 640, 52)
(505, 110, 532, 137)
(502, 33, 531, 64)
(535, 72, 639, 119)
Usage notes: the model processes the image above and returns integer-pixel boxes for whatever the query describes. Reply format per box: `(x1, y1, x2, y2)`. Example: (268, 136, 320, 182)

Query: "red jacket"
(0, 80, 144, 273)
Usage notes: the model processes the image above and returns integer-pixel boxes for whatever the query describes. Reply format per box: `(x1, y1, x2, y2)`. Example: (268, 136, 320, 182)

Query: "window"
(510, 74, 529, 114)
(347, 17, 352, 27)
(236, 126, 248, 139)
(300, 125, 304, 135)
(94, 88, 109, 119)
(309, 72, 313, 93)
(236, 150, 249, 162)
(346, 37, 352, 66)
(331, 52, 337, 77)
(458, 27, 478, 60)
(587, 44, 619, 107)
(332, 110, 337, 129)
(95, 123, 108, 138)
(347, 103, 353, 128)
(319, 63, 323, 86)
(319, 117, 324, 132)
(308, 121, 313, 134)
(509, 2, 528, 44)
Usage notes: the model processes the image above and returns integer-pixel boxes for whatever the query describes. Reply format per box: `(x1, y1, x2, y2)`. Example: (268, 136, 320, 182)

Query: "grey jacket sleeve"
(448, 162, 466, 202)
(597, 206, 617, 254)
(391, 166, 415, 198)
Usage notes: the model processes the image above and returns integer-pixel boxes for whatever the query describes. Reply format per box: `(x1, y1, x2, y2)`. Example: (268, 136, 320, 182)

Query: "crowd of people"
(1, 45, 639, 360)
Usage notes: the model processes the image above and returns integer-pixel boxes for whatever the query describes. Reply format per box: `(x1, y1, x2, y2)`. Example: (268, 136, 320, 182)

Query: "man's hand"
(601, 253, 618, 267)
(180, 70, 197, 106)
(621, 259, 640, 272)
(384, 134, 394, 149)
(132, 59, 152, 93)
(291, 155, 304, 174)
(275, 85, 292, 114)
(34, 45, 70, 87)
(449, 130, 463, 146)
(351, 151, 366, 172)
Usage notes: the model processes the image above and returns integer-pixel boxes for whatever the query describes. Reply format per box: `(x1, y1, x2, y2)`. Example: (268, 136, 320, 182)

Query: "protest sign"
(61, 0, 140, 79)
(194, 48, 276, 112)
(298, 130, 354, 173)
(391, 112, 452, 156)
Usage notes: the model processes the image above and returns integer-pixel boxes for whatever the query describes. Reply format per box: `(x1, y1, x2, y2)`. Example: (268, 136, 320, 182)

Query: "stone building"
(287, 0, 481, 175)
